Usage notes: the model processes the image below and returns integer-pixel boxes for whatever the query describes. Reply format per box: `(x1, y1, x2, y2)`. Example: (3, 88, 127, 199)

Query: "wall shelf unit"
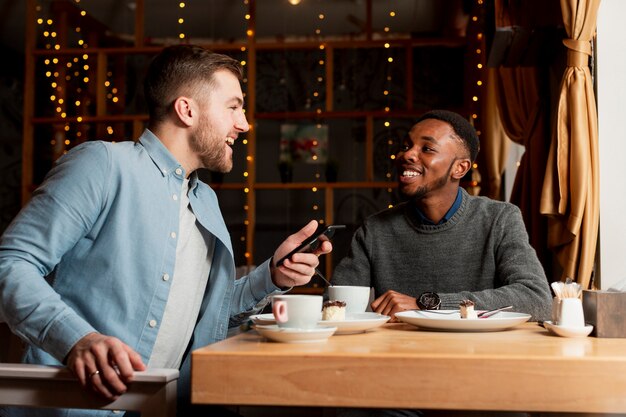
(23, 0, 485, 282)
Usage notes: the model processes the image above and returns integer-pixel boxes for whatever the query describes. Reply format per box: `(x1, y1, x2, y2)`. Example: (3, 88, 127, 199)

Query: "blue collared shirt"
(0, 130, 282, 414)
(414, 188, 463, 225)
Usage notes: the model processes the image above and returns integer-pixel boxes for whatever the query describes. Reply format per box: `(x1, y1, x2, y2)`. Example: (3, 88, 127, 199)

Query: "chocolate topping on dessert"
(324, 300, 346, 308)
(459, 299, 475, 308)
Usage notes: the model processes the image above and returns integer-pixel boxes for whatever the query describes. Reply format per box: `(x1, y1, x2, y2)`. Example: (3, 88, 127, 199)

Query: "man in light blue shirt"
(0, 45, 330, 416)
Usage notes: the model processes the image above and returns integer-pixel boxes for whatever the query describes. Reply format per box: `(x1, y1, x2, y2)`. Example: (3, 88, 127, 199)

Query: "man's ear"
(173, 96, 195, 127)
(451, 158, 472, 180)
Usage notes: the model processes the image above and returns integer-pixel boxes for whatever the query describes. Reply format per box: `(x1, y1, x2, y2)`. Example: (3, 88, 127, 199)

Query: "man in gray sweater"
(333, 110, 552, 322)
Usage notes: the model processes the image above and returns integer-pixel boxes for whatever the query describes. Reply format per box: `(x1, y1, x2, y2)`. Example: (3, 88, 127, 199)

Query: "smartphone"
(276, 224, 347, 267)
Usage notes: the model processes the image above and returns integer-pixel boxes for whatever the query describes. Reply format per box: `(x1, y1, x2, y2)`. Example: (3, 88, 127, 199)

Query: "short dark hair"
(144, 44, 243, 123)
(416, 110, 480, 162)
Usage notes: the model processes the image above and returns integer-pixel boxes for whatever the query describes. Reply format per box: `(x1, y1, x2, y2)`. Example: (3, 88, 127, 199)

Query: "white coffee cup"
(271, 294, 322, 329)
(557, 298, 585, 328)
(328, 285, 371, 313)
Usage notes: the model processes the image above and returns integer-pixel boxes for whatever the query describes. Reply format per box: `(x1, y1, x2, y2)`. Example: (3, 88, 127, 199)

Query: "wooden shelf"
(256, 110, 431, 120)
(211, 182, 397, 190)
(30, 37, 466, 56)
(32, 114, 149, 124)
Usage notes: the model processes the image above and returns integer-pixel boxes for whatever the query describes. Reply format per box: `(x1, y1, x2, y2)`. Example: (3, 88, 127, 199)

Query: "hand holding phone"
(275, 224, 346, 267)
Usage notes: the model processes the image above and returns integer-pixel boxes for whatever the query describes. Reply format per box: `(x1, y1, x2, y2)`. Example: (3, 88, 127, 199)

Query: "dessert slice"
(459, 300, 478, 319)
(322, 300, 347, 321)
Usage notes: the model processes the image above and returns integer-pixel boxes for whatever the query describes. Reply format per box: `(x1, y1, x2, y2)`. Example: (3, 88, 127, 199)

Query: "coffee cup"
(557, 298, 585, 328)
(271, 294, 322, 329)
(328, 285, 371, 313)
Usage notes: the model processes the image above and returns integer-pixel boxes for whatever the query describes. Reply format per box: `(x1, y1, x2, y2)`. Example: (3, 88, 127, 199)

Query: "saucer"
(319, 312, 390, 335)
(250, 312, 390, 334)
(254, 324, 337, 343)
(544, 321, 593, 338)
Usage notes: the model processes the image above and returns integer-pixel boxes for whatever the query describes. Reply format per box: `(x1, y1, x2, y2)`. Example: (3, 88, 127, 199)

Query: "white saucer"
(319, 312, 390, 335)
(254, 324, 337, 343)
(544, 321, 593, 338)
(250, 312, 390, 334)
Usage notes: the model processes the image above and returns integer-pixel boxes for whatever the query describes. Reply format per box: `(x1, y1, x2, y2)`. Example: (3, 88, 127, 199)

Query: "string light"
(307, 3, 327, 220)
(178, 2, 186, 41)
(384, 6, 397, 207)
(40, 0, 99, 156)
(37, 9, 69, 157)
(465, 0, 486, 196)
(238, 0, 253, 254)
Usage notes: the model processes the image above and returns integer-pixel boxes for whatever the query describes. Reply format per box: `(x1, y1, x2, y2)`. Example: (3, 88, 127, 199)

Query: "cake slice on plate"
(459, 299, 478, 319)
(322, 300, 346, 321)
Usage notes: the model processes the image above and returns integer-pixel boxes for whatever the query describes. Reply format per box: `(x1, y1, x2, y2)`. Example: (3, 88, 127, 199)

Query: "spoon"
(415, 305, 513, 318)
(478, 305, 513, 318)
(314, 268, 332, 287)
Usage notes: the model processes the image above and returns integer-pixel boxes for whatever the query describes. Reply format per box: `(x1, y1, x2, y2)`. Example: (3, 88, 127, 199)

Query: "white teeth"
(402, 170, 420, 177)
(225, 138, 235, 146)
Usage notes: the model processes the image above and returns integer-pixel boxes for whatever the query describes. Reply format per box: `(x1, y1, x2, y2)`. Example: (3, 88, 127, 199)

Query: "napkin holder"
(582, 290, 626, 338)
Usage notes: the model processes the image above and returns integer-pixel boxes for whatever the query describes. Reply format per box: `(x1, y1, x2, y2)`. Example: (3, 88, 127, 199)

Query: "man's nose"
(400, 147, 418, 161)
(235, 113, 249, 132)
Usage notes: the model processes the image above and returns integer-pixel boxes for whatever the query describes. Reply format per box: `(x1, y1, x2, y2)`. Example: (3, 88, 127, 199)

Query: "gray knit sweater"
(332, 189, 552, 321)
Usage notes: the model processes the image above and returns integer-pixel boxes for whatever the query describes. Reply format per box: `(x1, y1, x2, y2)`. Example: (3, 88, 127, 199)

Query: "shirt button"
(162, 273, 170, 281)
(172, 194, 178, 201)
(175, 168, 182, 175)
(149, 320, 157, 328)
(170, 232, 176, 239)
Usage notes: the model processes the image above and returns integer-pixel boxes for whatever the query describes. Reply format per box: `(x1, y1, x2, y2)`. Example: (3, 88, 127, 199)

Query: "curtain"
(481, 68, 510, 201)
(540, 0, 600, 288)
(495, 66, 552, 275)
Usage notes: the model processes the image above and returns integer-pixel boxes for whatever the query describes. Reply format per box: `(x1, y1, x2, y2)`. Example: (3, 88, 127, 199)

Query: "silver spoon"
(414, 305, 513, 318)
(314, 268, 332, 287)
(478, 305, 513, 318)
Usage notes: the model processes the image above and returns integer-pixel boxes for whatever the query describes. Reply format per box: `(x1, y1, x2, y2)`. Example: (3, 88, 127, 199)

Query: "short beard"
(190, 116, 232, 173)
(405, 159, 456, 201)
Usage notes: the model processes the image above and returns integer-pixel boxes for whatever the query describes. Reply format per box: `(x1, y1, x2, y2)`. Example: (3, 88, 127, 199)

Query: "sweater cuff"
(438, 293, 464, 310)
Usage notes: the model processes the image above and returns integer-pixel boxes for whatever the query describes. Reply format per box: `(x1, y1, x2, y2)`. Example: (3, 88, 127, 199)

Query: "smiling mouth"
(399, 166, 424, 180)
(225, 137, 235, 146)
(401, 170, 421, 178)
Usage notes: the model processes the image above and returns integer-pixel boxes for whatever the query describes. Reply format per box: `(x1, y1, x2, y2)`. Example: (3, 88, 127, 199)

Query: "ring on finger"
(89, 370, 100, 379)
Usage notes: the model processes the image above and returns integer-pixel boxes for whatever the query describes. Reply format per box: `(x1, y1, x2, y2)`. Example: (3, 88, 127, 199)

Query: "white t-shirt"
(149, 178, 215, 368)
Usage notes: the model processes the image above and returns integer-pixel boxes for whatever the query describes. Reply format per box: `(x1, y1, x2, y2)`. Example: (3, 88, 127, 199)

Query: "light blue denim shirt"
(0, 130, 282, 416)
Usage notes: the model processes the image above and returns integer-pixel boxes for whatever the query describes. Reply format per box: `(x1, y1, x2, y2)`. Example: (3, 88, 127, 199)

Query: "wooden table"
(191, 322, 626, 413)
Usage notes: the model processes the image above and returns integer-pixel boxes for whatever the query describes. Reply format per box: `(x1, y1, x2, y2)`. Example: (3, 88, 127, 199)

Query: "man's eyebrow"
(420, 135, 439, 144)
(229, 97, 244, 106)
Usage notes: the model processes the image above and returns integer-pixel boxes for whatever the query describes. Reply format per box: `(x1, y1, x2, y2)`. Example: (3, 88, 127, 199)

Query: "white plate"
(544, 321, 593, 338)
(254, 324, 337, 343)
(395, 310, 531, 332)
(251, 312, 390, 335)
(320, 312, 391, 335)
